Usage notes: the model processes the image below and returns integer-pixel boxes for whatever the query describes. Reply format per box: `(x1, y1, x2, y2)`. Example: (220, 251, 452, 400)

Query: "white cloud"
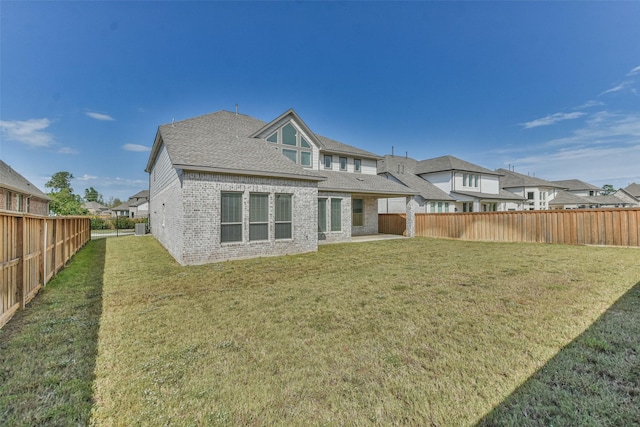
(0, 118, 55, 147)
(574, 100, 603, 109)
(627, 65, 640, 76)
(123, 143, 151, 152)
(599, 80, 632, 96)
(57, 147, 79, 154)
(502, 111, 640, 189)
(85, 111, 115, 121)
(77, 174, 98, 181)
(521, 112, 586, 129)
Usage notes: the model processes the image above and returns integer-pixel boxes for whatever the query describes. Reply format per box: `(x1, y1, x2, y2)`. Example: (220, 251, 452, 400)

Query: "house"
(378, 155, 523, 213)
(83, 201, 111, 217)
(549, 179, 630, 209)
(614, 183, 640, 208)
(496, 168, 564, 210)
(111, 202, 130, 217)
(111, 190, 150, 218)
(551, 179, 601, 197)
(378, 155, 456, 213)
(0, 160, 50, 216)
(127, 190, 149, 218)
(145, 109, 416, 265)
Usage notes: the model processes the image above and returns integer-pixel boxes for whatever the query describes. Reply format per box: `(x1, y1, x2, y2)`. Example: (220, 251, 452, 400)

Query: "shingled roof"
(147, 111, 325, 182)
(319, 170, 416, 196)
(382, 171, 454, 201)
(551, 179, 601, 192)
(0, 160, 50, 200)
(496, 168, 563, 189)
(416, 155, 500, 176)
(623, 183, 640, 198)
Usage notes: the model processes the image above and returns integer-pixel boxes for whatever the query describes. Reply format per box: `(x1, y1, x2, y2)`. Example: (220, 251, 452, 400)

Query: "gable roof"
(382, 171, 455, 201)
(549, 190, 590, 205)
(130, 190, 149, 199)
(83, 201, 108, 210)
(623, 182, 640, 198)
(452, 189, 525, 201)
(551, 179, 601, 192)
(416, 155, 500, 176)
(0, 160, 50, 201)
(147, 110, 325, 182)
(318, 170, 416, 196)
(496, 168, 564, 189)
(377, 155, 420, 175)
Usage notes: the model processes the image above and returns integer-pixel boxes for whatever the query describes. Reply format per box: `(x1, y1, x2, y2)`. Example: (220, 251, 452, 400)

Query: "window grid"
(221, 192, 243, 243)
(331, 199, 342, 231)
(249, 193, 269, 241)
(275, 194, 292, 239)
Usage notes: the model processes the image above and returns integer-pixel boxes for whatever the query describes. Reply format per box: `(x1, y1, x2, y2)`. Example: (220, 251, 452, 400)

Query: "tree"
(45, 171, 74, 192)
(601, 184, 616, 195)
(84, 187, 104, 204)
(45, 171, 87, 215)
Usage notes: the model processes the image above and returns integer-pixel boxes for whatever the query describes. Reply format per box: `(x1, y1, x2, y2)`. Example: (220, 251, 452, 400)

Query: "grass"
(0, 239, 105, 426)
(1, 236, 639, 426)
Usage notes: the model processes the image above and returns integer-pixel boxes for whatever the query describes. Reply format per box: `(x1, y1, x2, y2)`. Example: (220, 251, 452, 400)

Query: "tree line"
(45, 171, 122, 216)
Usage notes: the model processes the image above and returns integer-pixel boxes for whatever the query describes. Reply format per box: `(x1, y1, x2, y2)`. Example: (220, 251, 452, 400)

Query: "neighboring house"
(145, 109, 415, 265)
(83, 201, 111, 217)
(549, 179, 630, 209)
(496, 168, 564, 210)
(111, 190, 150, 218)
(111, 202, 130, 217)
(614, 183, 640, 208)
(378, 155, 456, 213)
(551, 179, 601, 197)
(0, 160, 50, 216)
(127, 190, 150, 218)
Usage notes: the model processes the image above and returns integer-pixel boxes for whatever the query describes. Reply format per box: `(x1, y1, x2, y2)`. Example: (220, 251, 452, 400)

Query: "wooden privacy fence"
(0, 213, 90, 329)
(379, 208, 640, 247)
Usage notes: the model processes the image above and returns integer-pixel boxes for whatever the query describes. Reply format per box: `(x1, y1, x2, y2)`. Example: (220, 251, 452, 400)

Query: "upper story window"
(266, 122, 312, 167)
(354, 159, 361, 173)
(324, 155, 332, 169)
(339, 157, 347, 171)
(463, 173, 479, 188)
(527, 191, 535, 200)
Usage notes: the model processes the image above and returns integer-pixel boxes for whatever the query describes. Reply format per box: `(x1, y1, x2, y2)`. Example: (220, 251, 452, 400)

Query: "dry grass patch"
(90, 236, 640, 426)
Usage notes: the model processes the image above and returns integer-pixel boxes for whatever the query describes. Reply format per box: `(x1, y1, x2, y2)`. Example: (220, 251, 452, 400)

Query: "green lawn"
(1, 236, 639, 426)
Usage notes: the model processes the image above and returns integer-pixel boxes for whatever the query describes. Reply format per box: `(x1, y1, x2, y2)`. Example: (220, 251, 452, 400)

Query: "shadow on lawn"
(0, 239, 106, 426)
(476, 281, 640, 427)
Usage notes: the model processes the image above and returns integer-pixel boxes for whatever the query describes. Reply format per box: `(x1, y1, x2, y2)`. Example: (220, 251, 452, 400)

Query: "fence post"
(16, 215, 25, 309)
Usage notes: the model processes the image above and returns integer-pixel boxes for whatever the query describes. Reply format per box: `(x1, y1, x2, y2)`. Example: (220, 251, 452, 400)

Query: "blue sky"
(1, 1, 639, 202)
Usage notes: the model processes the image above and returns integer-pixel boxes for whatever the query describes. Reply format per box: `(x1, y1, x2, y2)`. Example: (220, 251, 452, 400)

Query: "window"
(463, 202, 474, 212)
(318, 198, 327, 232)
(330, 199, 342, 231)
(463, 173, 468, 187)
(339, 157, 347, 171)
(430, 201, 435, 212)
(17, 194, 23, 212)
(283, 149, 297, 163)
(463, 174, 479, 188)
(221, 192, 243, 242)
(265, 123, 313, 167)
(527, 191, 535, 200)
(249, 193, 269, 241)
(445, 202, 449, 212)
(300, 151, 312, 167)
(437, 201, 443, 213)
(5, 191, 11, 210)
(354, 159, 361, 173)
(324, 155, 332, 169)
(275, 194, 292, 239)
(352, 198, 363, 226)
(282, 123, 297, 146)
